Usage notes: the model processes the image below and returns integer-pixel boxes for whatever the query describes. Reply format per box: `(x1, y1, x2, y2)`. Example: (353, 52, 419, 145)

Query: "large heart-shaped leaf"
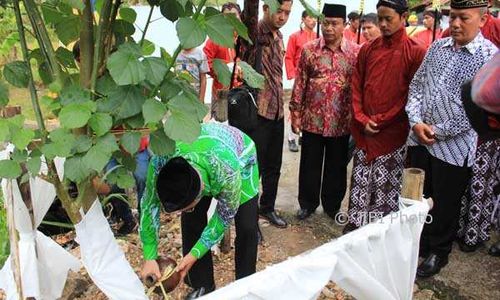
(107, 42, 145, 85)
(11, 128, 35, 150)
(142, 57, 168, 86)
(143, 98, 167, 124)
(83, 144, 112, 172)
(119, 7, 137, 23)
(54, 14, 80, 45)
(149, 128, 175, 155)
(225, 14, 251, 43)
(213, 59, 231, 88)
(3, 61, 30, 88)
(64, 155, 93, 182)
(239, 61, 265, 89)
(141, 39, 156, 56)
(27, 156, 42, 175)
(164, 110, 200, 143)
(105, 85, 146, 120)
(298, 0, 323, 19)
(205, 14, 235, 48)
(176, 17, 206, 49)
(120, 132, 142, 154)
(59, 85, 91, 106)
(59, 102, 94, 129)
(0, 160, 22, 179)
(88, 113, 113, 136)
(112, 19, 136, 36)
(56, 47, 77, 69)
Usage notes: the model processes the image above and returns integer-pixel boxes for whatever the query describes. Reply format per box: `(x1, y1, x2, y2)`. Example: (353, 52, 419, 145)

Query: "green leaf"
(164, 110, 200, 143)
(124, 114, 146, 128)
(11, 128, 34, 150)
(112, 19, 136, 36)
(119, 7, 137, 23)
(3, 61, 30, 88)
(55, 47, 77, 69)
(38, 61, 54, 85)
(213, 59, 231, 87)
(107, 42, 146, 86)
(143, 98, 167, 124)
(83, 145, 112, 172)
(46, 128, 76, 157)
(59, 102, 93, 129)
(95, 73, 115, 95)
(142, 57, 168, 86)
(26, 157, 42, 175)
(176, 17, 206, 49)
(99, 85, 146, 120)
(160, 78, 182, 101)
(160, 0, 182, 22)
(204, 7, 220, 18)
(225, 14, 251, 43)
(11, 149, 28, 163)
(107, 167, 135, 189)
(41, 3, 65, 25)
(149, 128, 175, 155)
(73, 135, 92, 153)
(59, 85, 91, 106)
(50, 128, 76, 144)
(96, 133, 120, 153)
(29, 48, 45, 64)
(64, 155, 92, 182)
(0, 160, 21, 179)
(176, 88, 209, 121)
(141, 39, 155, 56)
(54, 14, 80, 45)
(0, 120, 9, 141)
(147, 0, 161, 6)
(239, 61, 265, 89)
(64, 0, 85, 10)
(263, 0, 280, 14)
(120, 132, 141, 154)
(298, 0, 323, 19)
(206, 14, 235, 48)
(160, 47, 173, 66)
(89, 113, 113, 136)
(0, 81, 9, 108)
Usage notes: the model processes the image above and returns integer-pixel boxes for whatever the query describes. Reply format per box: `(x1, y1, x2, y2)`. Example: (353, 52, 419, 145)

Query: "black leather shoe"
(185, 286, 215, 299)
(417, 253, 448, 278)
(296, 208, 314, 220)
(260, 211, 287, 228)
(488, 241, 500, 257)
(457, 239, 483, 253)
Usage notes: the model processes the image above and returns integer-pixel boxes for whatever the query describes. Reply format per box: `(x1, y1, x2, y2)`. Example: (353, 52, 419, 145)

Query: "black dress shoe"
(457, 239, 483, 253)
(417, 253, 448, 278)
(185, 286, 215, 299)
(259, 211, 287, 228)
(296, 208, 314, 220)
(488, 241, 500, 257)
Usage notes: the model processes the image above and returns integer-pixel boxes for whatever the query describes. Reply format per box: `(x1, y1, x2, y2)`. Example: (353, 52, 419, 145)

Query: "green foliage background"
(0, 192, 9, 268)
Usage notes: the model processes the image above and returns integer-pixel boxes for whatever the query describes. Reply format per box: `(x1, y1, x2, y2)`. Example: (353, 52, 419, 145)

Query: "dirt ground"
(1, 97, 499, 300)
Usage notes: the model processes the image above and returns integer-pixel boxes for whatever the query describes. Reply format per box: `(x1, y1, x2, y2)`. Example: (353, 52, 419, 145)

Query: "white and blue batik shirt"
(406, 33, 497, 167)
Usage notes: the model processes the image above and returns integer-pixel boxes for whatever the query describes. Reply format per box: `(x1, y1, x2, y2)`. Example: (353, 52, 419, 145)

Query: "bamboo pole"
(400, 168, 425, 201)
(5, 180, 24, 300)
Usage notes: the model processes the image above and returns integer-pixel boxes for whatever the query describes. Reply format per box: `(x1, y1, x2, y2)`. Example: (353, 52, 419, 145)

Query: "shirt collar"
(319, 37, 349, 53)
(260, 20, 283, 39)
(441, 32, 485, 55)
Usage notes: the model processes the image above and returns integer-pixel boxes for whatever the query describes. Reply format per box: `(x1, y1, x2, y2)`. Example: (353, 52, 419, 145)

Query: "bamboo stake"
(5, 180, 24, 300)
(401, 168, 425, 201)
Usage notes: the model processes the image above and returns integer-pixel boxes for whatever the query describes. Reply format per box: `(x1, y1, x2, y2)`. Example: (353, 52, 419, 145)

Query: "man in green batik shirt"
(139, 122, 259, 299)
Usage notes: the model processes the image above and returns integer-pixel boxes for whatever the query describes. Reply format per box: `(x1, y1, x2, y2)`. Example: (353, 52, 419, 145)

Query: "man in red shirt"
(285, 10, 316, 152)
(344, 11, 366, 44)
(345, 0, 426, 233)
(361, 13, 382, 42)
(290, 3, 360, 221)
(441, 0, 500, 46)
(203, 2, 241, 122)
(413, 9, 443, 49)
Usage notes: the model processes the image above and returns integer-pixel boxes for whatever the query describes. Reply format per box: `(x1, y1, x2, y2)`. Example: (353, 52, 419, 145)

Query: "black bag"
(227, 85, 258, 134)
(227, 40, 262, 133)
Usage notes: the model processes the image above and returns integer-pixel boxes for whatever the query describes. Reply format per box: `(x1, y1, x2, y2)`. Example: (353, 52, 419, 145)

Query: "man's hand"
(176, 253, 197, 281)
(364, 120, 380, 136)
(413, 123, 435, 145)
(291, 116, 301, 134)
(141, 259, 161, 280)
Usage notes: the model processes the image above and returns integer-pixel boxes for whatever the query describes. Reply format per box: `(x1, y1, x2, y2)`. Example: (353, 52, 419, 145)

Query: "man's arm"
(289, 47, 309, 133)
(406, 47, 431, 129)
(285, 34, 297, 80)
(351, 44, 371, 127)
(139, 157, 165, 260)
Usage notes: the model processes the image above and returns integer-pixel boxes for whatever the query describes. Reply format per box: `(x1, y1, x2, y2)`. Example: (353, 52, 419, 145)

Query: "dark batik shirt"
(241, 2, 285, 120)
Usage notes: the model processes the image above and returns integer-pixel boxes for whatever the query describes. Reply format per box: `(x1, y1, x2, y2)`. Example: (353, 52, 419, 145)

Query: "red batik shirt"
(412, 28, 442, 49)
(351, 27, 426, 161)
(290, 38, 360, 137)
(285, 29, 317, 80)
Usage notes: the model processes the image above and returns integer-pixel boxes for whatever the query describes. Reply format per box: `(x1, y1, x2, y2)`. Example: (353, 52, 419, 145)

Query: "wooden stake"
(5, 180, 24, 300)
(401, 168, 425, 201)
(221, 228, 231, 254)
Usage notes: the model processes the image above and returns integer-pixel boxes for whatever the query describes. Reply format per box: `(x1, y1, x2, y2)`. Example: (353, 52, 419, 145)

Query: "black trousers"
(181, 195, 259, 289)
(298, 131, 349, 213)
(410, 148, 470, 258)
(247, 116, 284, 213)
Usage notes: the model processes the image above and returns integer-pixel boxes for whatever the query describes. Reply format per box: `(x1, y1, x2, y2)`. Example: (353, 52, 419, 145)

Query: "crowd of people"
(130, 0, 500, 298)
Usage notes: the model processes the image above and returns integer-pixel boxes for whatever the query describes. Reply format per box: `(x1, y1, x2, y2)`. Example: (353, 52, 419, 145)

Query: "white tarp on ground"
(200, 199, 430, 300)
(0, 147, 147, 299)
(74, 199, 147, 300)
